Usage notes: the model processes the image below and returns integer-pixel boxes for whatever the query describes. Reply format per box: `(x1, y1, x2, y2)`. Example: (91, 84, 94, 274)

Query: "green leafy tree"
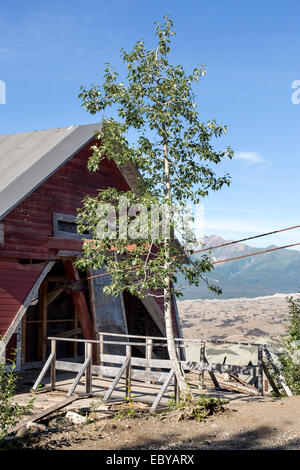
(279, 296, 300, 394)
(77, 16, 233, 393)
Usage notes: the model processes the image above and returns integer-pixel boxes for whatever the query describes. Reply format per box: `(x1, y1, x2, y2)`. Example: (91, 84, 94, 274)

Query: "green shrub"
(167, 392, 227, 421)
(278, 296, 300, 395)
(0, 350, 34, 440)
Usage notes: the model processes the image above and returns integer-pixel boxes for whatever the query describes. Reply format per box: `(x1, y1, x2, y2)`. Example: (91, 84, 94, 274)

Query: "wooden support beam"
(151, 369, 174, 411)
(63, 260, 98, 364)
(257, 346, 264, 396)
(264, 347, 293, 396)
(8, 396, 80, 435)
(199, 342, 205, 389)
(183, 361, 259, 376)
(204, 353, 220, 390)
(66, 357, 91, 398)
(38, 279, 48, 362)
(85, 342, 93, 394)
(146, 338, 153, 384)
(47, 288, 64, 307)
(262, 361, 281, 396)
(103, 357, 130, 402)
(55, 328, 82, 338)
(50, 339, 56, 390)
(32, 352, 55, 390)
(125, 344, 132, 397)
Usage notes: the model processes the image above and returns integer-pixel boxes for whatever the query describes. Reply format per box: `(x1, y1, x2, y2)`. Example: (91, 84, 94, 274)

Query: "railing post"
(175, 345, 181, 402)
(199, 341, 205, 389)
(85, 341, 92, 394)
(99, 333, 104, 364)
(257, 345, 264, 396)
(146, 338, 153, 384)
(126, 344, 132, 397)
(50, 339, 56, 390)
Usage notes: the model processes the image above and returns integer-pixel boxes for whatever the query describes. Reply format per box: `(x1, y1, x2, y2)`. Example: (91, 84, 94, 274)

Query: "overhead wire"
(27, 223, 300, 304)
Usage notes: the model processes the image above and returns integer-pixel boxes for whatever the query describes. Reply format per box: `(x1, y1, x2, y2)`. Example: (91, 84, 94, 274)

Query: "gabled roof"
(0, 123, 100, 220)
(0, 123, 141, 220)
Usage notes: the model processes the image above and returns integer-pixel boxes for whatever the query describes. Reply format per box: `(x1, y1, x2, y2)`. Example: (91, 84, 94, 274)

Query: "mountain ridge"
(177, 234, 300, 299)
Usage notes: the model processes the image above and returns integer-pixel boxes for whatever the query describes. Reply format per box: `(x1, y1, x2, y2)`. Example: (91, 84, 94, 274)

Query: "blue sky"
(0, 0, 299, 249)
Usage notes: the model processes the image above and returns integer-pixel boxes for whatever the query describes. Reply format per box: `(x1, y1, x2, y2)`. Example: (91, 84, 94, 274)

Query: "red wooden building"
(0, 123, 182, 370)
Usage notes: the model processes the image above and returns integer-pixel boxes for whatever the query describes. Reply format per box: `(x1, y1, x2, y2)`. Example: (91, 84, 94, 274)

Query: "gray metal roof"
(0, 123, 101, 220)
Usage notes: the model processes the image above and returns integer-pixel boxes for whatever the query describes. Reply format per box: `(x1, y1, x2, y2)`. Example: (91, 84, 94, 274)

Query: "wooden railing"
(32, 332, 292, 409)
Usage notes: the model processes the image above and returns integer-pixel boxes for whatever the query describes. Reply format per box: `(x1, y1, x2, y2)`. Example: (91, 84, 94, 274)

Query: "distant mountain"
(177, 235, 300, 299)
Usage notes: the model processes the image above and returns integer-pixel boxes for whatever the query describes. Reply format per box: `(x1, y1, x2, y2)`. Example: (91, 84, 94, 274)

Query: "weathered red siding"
(0, 141, 130, 260)
(0, 261, 46, 336)
(0, 140, 179, 338)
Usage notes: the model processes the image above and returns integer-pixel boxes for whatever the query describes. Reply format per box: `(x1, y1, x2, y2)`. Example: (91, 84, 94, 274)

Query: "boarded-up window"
(53, 213, 90, 239)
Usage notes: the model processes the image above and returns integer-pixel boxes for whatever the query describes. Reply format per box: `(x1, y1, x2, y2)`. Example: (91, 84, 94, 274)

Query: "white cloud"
(0, 48, 13, 57)
(235, 152, 268, 164)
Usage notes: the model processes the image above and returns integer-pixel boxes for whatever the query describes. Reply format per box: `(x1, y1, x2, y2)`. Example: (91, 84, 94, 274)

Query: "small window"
(53, 213, 90, 239)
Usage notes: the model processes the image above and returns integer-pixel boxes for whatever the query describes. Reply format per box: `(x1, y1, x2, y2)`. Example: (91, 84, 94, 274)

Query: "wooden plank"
(228, 373, 259, 393)
(103, 357, 130, 402)
(183, 361, 259, 376)
(257, 346, 264, 396)
(55, 328, 82, 338)
(262, 361, 281, 396)
(203, 351, 220, 390)
(264, 348, 293, 396)
(85, 342, 93, 394)
(50, 340, 56, 390)
(48, 237, 83, 250)
(55, 360, 82, 372)
(99, 333, 104, 366)
(100, 353, 172, 369)
(151, 369, 174, 410)
(32, 352, 55, 390)
(66, 357, 91, 398)
(8, 396, 80, 435)
(96, 331, 269, 348)
(199, 342, 205, 389)
(47, 288, 64, 307)
(146, 338, 153, 384)
(125, 345, 131, 397)
(92, 364, 170, 383)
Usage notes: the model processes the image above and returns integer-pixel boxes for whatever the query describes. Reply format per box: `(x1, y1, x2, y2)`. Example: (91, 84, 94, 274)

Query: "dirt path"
(15, 394, 300, 450)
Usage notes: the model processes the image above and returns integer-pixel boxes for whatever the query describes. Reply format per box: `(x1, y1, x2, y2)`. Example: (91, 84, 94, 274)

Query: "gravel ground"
(9, 394, 300, 450)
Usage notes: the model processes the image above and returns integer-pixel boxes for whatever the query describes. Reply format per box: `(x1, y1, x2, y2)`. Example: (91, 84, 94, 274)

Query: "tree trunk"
(164, 279, 189, 394)
(163, 128, 189, 395)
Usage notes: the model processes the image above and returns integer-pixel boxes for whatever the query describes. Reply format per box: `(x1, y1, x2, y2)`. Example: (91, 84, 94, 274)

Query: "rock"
(66, 411, 87, 424)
